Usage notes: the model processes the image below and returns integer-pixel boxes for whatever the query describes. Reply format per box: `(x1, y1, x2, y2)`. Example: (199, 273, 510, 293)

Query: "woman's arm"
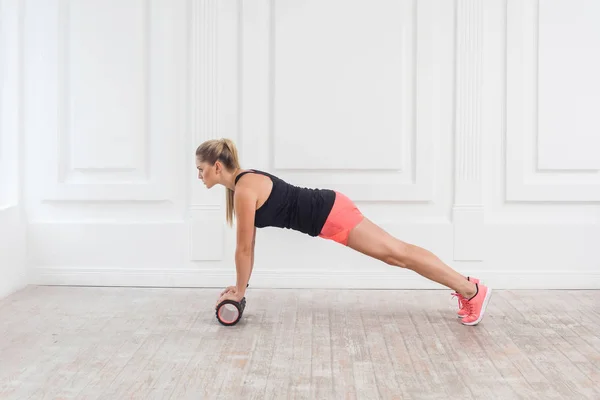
(250, 226, 256, 277)
(233, 186, 257, 298)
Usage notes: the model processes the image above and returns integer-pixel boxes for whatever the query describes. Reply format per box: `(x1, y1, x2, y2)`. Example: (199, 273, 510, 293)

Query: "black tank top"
(234, 169, 336, 237)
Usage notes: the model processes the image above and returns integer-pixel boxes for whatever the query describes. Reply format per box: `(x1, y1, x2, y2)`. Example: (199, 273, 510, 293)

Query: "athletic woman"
(197, 138, 492, 326)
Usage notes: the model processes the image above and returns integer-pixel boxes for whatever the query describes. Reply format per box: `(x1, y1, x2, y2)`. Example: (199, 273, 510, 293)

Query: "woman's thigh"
(346, 217, 410, 266)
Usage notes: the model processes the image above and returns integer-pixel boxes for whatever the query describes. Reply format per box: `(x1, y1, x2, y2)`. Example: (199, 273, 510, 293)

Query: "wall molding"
(453, 0, 484, 261)
(188, 0, 224, 261)
(455, 0, 483, 187)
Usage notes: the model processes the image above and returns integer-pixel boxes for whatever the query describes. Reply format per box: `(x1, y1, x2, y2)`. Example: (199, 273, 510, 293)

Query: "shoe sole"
(461, 287, 493, 326)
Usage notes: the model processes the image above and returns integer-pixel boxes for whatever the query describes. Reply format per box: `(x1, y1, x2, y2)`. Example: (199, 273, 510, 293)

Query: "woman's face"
(196, 159, 218, 188)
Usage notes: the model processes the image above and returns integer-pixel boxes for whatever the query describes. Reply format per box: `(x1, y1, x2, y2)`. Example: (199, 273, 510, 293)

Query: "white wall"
(0, 0, 28, 299)
(18, 0, 600, 290)
(0, 207, 27, 298)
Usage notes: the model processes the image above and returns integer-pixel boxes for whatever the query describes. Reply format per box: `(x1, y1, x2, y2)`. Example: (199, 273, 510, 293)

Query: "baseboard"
(31, 267, 600, 290)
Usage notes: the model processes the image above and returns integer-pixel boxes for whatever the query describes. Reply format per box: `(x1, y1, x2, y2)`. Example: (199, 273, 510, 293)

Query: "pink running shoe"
(451, 277, 480, 318)
(460, 283, 493, 326)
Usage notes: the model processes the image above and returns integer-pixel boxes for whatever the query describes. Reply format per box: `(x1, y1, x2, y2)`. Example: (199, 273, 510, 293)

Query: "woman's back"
(235, 169, 336, 237)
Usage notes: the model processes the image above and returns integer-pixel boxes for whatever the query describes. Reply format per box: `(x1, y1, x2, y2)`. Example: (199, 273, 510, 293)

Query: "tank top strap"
(234, 169, 272, 185)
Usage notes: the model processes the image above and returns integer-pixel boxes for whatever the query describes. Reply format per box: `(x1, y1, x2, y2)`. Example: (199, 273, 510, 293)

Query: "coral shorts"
(318, 191, 364, 246)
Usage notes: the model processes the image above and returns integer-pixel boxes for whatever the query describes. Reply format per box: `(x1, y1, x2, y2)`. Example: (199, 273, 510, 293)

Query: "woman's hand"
(215, 290, 244, 309)
(220, 285, 237, 297)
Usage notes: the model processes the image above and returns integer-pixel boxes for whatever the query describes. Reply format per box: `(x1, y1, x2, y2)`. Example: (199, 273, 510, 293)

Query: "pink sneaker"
(460, 283, 493, 326)
(451, 277, 480, 318)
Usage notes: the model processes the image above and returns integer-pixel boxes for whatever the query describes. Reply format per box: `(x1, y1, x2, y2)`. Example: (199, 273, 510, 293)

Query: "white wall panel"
(23, 0, 189, 282)
(241, 0, 441, 204)
(225, 0, 457, 288)
(506, 0, 600, 202)
(24, 0, 187, 214)
(68, 0, 148, 172)
(273, 0, 411, 171)
(538, 0, 600, 171)
(480, 0, 599, 288)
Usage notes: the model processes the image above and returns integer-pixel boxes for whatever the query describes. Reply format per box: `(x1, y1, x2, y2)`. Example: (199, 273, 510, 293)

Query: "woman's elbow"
(235, 247, 253, 257)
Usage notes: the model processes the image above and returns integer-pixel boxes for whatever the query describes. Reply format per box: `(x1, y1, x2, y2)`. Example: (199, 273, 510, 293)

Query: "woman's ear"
(214, 160, 222, 174)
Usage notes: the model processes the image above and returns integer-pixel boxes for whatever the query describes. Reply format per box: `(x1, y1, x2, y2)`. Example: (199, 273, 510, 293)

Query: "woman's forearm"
(248, 227, 256, 283)
(235, 228, 256, 296)
(250, 246, 254, 277)
(235, 249, 252, 296)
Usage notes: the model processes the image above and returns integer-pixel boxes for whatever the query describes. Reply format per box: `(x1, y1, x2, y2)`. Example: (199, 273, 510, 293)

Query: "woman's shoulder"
(235, 169, 277, 185)
(234, 169, 275, 194)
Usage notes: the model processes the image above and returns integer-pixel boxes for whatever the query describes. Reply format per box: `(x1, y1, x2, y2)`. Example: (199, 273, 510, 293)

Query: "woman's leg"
(346, 217, 477, 299)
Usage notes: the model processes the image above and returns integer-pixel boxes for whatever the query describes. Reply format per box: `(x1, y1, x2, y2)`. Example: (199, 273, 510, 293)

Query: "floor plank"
(0, 286, 599, 400)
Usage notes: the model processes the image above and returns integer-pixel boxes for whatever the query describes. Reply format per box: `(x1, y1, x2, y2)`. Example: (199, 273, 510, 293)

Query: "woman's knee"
(381, 238, 412, 268)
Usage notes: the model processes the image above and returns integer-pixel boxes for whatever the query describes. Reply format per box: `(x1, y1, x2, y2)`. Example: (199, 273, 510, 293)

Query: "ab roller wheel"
(215, 283, 249, 326)
(216, 297, 246, 326)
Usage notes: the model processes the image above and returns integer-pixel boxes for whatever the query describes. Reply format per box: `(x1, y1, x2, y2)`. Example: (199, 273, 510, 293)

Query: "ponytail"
(221, 139, 240, 169)
(195, 138, 241, 227)
(221, 139, 240, 227)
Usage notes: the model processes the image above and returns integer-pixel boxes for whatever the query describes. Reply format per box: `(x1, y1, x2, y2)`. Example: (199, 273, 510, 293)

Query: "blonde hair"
(195, 138, 241, 226)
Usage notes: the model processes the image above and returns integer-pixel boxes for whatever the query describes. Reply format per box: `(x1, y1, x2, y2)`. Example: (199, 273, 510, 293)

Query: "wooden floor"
(0, 286, 599, 399)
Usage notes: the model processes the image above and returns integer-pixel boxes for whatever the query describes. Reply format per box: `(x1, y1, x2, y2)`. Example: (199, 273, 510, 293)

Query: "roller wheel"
(216, 297, 246, 326)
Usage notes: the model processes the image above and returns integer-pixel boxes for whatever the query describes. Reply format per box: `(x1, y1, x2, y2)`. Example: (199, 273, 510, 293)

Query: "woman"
(197, 138, 492, 326)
